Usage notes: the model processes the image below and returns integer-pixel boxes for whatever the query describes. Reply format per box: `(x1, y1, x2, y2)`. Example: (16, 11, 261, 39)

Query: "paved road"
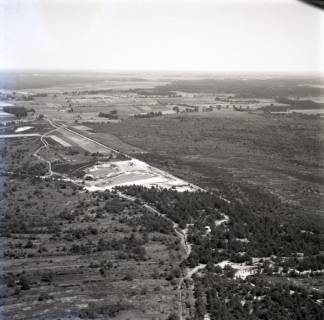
(0, 133, 40, 138)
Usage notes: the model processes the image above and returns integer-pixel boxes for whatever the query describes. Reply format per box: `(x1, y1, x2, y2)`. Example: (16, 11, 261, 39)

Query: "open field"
(49, 135, 72, 147)
(69, 127, 144, 154)
(86, 112, 324, 217)
(55, 127, 114, 155)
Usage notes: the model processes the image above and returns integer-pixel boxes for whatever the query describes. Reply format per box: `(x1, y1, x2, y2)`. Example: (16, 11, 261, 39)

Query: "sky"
(0, 0, 323, 73)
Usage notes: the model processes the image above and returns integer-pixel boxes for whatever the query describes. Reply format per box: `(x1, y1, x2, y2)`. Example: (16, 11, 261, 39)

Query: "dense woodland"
(118, 186, 323, 265)
(194, 274, 323, 320)
(153, 78, 324, 98)
(118, 185, 324, 319)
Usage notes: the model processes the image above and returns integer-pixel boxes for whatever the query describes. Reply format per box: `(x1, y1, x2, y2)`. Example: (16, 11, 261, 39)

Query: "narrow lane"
(117, 191, 190, 320)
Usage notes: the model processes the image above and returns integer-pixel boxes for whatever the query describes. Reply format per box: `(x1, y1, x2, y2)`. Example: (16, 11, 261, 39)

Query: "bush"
(6, 274, 15, 287)
(38, 292, 52, 301)
(79, 302, 128, 319)
(19, 275, 30, 290)
(167, 313, 180, 320)
(41, 271, 54, 283)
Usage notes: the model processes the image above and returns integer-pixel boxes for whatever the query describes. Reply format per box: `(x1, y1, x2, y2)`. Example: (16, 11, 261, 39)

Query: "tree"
(167, 312, 180, 320)
(19, 275, 30, 290)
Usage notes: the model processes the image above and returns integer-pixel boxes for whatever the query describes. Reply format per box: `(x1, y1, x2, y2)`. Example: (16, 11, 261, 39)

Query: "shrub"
(19, 275, 30, 290)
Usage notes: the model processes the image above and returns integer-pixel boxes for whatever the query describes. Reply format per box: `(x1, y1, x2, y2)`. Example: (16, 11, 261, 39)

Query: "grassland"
(85, 112, 324, 219)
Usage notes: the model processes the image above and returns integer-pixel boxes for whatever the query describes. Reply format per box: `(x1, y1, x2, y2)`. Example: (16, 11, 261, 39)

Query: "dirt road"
(117, 191, 190, 320)
(33, 124, 61, 177)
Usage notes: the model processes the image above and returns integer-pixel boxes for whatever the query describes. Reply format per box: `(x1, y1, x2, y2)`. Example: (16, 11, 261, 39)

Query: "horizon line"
(0, 68, 323, 76)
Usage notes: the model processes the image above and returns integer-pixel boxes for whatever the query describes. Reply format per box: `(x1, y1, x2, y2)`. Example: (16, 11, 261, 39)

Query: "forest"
(194, 274, 323, 320)
(153, 78, 324, 98)
(117, 185, 324, 319)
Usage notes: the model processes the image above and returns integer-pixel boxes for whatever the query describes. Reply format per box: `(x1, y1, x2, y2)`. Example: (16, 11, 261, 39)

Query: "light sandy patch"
(186, 264, 206, 279)
(0, 133, 40, 138)
(0, 101, 13, 107)
(235, 238, 249, 243)
(205, 226, 211, 234)
(84, 158, 200, 192)
(72, 125, 92, 131)
(216, 260, 257, 279)
(182, 224, 193, 255)
(14, 126, 33, 133)
(49, 135, 71, 147)
(0, 111, 14, 117)
(214, 214, 229, 226)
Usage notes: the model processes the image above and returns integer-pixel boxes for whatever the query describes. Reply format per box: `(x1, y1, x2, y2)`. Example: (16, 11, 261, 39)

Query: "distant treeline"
(135, 89, 179, 97)
(98, 111, 118, 119)
(153, 78, 324, 98)
(0, 72, 148, 90)
(258, 98, 324, 113)
(134, 111, 162, 119)
(0, 73, 107, 90)
(276, 98, 324, 109)
(2, 106, 29, 117)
